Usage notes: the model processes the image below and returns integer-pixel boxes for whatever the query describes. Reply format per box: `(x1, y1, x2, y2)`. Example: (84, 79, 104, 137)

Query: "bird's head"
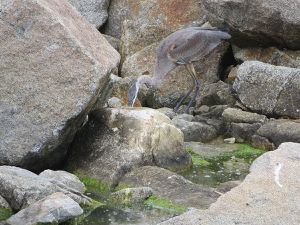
(127, 82, 139, 107)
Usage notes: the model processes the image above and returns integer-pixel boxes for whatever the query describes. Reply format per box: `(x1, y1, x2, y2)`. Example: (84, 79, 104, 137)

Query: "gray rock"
(6, 192, 83, 225)
(156, 108, 177, 120)
(0, 0, 120, 171)
(197, 81, 236, 107)
(68, 0, 110, 28)
(256, 119, 300, 146)
(233, 46, 300, 68)
(202, 0, 300, 49)
(251, 135, 276, 151)
(0, 166, 90, 211)
(103, 34, 121, 52)
(110, 187, 153, 205)
(222, 108, 267, 124)
(159, 142, 300, 225)
(230, 123, 262, 143)
(67, 108, 191, 187)
(0, 196, 10, 210)
(172, 119, 218, 142)
(233, 61, 300, 118)
(172, 114, 194, 122)
(121, 42, 230, 108)
(215, 180, 241, 194)
(107, 97, 123, 108)
(105, 0, 204, 42)
(119, 166, 219, 209)
(39, 170, 86, 194)
(194, 105, 229, 118)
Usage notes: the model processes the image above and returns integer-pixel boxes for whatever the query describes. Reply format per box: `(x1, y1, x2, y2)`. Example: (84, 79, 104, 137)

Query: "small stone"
(110, 187, 153, 205)
(107, 97, 123, 108)
(224, 138, 236, 144)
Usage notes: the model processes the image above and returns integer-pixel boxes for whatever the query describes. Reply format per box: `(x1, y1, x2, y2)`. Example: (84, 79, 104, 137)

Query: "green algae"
(0, 207, 13, 221)
(144, 196, 187, 214)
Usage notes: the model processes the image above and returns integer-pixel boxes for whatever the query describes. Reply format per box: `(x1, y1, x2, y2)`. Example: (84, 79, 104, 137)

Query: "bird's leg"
(185, 63, 200, 113)
(173, 64, 196, 112)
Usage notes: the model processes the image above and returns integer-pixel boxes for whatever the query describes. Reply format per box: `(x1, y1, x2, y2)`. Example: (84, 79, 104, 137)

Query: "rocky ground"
(0, 0, 300, 224)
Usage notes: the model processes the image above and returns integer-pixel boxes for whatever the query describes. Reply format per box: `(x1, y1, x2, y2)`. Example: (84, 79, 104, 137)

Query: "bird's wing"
(167, 29, 230, 64)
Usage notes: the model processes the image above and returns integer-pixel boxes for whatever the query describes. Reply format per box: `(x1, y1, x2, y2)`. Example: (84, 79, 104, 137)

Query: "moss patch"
(144, 196, 187, 214)
(0, 207, 13, 221)
(74, 172, 110, 195)
(186, 147, 211, 166)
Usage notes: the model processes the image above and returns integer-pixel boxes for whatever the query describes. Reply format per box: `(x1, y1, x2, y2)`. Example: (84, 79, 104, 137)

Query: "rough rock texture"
(105, 0, 204, 57)
(233, 46, 300, 68)
(5, 192, 83, 225)
(233, 61, 300, 118)
(121, 42, 230, 108)
(39, 170, 86, 194)
(230, 123, 262, 143)
(67, 108, 191, 187)
(202, 0, 300, 49)
(256, 119, 300, 147)
(0, 196, 10, 209)
(172, 119, 218, 142)
(0, 0, 120, 171)
(103, 34, 120, 52)
(110, 187, 153, 205)
(159, 142, 300, 225)
(197, 81, 236, 107)
(222, 108, 267, 124)
(0, 166, 89, 211)
(119, 166, 219, 209)
(68, 0, 110, 28)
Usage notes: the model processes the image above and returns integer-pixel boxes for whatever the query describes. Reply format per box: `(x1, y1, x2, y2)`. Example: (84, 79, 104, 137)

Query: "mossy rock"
(144, 196, 187, 214)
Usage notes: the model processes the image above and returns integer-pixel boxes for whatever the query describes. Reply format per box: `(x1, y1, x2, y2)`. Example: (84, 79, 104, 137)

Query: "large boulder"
(202, 0, 300, 49)
(121, 42, 230, 108)
(159, 142, 300, 225)
(233, 61, 300, 118)
(0, 0, 120, 171)
(67, 108, 191, 187)
(256, 119, 300, 146)
(68, 0, 110, 28)
(5, 192, 83, 225)
(105, 0, 204, 55)
(0, 166, 89, 211)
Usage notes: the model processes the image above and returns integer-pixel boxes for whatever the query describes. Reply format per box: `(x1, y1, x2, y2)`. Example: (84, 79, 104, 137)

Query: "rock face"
(67, 108, 191, 187)
(121, 42, 230, 108)
(233, 46, 300, 68)
(256, 120, 300, 146)
(119, 166, 219, 209)
(159, 142, 300, 225)
(0, 166, 89, 211)
(202, 0, 300, 49)
(233, 61, 300, 118)
(68, 0, 110, 28)
(222, 108, 267, 124)
(110, 187, 154, 205)
(0, 0, 120, 171)
(5, 192, 83, 225)
(105, 0, 204, 56)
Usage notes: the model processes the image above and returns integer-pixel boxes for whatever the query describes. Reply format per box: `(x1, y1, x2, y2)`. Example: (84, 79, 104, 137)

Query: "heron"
(127, 26, 231, 112)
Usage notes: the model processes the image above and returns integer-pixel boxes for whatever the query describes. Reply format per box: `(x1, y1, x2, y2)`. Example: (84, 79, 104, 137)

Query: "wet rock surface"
(5, 192, 83, 225)
(0, 0, 120, 171)
(119, 166, 219, 209)
(159, 142, 300, 225)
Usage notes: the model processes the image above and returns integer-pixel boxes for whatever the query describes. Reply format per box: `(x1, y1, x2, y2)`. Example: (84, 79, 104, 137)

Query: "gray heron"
(127, 26, 231, 112)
